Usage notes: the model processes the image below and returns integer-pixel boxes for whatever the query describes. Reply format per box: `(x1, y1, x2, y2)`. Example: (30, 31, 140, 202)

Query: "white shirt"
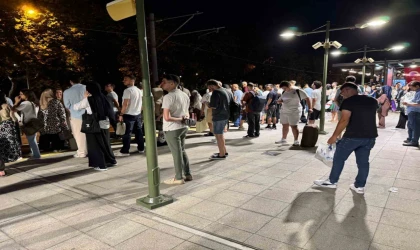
(201, 92, 212, 113)
(280, 89, 309, 114)
(262, 90, 270, 98)
(122, 86, 142, 116)
(74, 98, 92, 114)
(311, 88, 322, 110)
(162, 89, 190, 131)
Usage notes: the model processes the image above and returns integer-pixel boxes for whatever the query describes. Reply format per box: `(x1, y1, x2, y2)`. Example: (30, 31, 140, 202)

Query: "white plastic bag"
(116, 122, 126, 136)
(315, 143, 336, 167)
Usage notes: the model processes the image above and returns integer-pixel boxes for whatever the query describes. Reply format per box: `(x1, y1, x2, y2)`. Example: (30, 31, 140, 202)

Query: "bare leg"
(208, 123, 213, 133)
(215, 134, 226, 156)
(291, 125, 299, 141)
(282, 124, 289, 139)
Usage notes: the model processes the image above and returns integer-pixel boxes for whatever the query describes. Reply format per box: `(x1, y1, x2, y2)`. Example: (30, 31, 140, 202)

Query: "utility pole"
(361, 45, 367, 85)
(319, 21, 330, 135)
(135, 0, 173, 209)
(149, 13, 159, 84)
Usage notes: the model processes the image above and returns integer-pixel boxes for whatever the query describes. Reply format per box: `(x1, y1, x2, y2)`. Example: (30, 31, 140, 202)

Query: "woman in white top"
(12, 89, 41, 159)
(74, 81, 116, 171)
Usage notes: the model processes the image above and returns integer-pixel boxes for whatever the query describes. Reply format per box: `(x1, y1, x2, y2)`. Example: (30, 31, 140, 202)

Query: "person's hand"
(118, 115, 123, 122)
(327, 136, 338, 145)
(308, 109, 313, 113)
(14, 96, 21, 103)
(84, 91, 90, 98)
(265, 105, 269, 110)
(402, 102, 408, 105)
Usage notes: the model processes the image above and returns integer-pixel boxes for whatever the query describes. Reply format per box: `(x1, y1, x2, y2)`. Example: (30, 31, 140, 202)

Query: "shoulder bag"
(22, 102, 44, 136)
(81, 111, 101, 134)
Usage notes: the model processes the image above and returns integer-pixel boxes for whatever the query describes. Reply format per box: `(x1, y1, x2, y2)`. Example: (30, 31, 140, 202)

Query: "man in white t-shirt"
(161, 74, 191, 185)
(276, 81, 312, 146)
(115, 75, 144, 157)
(309, 81, 322, 125)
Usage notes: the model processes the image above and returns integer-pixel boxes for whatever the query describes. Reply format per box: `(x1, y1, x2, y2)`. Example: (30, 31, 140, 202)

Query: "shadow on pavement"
(284, 188, 372, 248)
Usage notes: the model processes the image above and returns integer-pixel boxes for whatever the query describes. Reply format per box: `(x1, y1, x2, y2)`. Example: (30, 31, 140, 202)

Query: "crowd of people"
(1, 73, 419, 193)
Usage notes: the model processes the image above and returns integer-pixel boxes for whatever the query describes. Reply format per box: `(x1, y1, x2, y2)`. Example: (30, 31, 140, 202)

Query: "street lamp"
(331, 43, 406, 85)
(279, 16, 389, 134)
(21, 6, 38, 18)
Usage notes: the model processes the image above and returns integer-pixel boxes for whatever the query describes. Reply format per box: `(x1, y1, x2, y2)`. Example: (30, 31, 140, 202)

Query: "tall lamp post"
(331, 44, 406, 85)
(280, 17, 389, 134)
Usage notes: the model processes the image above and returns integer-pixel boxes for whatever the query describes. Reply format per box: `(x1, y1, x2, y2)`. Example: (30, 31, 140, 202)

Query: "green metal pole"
(135, 0, 173, 209)
(361, 45, 367, 86)
(319, 21, 330, 135)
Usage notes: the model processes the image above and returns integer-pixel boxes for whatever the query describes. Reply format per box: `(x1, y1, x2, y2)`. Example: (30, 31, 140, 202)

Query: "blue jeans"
(407, 112, 420, 145)
(329, 138, 376, 188)
(120, 114, 144, 153)
(26, 134, 41, 158)
(234, 115, 241, 127)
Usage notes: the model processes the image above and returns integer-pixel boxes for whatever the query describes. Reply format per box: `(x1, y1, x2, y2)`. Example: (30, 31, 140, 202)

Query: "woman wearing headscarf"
(38, 89, 69, 152)
(0, 91, 22, 176)
(74, 81, 116, 171)
(377, 86, 391, 128)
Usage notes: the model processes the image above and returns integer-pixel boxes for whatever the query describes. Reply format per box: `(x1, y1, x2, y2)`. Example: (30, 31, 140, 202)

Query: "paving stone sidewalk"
(1, 112, 420, 250)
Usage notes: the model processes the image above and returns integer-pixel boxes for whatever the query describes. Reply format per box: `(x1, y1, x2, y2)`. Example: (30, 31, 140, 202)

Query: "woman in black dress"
(74, 81, 116, 171)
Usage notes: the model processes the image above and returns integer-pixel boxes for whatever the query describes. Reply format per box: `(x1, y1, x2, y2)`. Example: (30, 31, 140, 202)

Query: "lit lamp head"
(410, 62, 418, 68)
(356, 16, 390, 29)
(280, 27, 302, 39)
(354, 58, 362, 64)
(331, 50, 344, 56)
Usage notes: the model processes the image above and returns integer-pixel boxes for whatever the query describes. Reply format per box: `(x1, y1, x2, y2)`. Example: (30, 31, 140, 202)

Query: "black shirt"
(210, 88, 230, 121)
(340, 95, 378, 138)
(266, 90, 278, 107)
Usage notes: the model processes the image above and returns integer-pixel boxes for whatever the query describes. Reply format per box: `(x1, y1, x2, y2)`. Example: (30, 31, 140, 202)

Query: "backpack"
(250, 92, 266, 112)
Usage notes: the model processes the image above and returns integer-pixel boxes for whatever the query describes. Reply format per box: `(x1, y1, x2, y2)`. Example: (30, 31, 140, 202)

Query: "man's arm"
(63, 91, 71, 110)
(120, 99, 130, 114)
(265, 96, 273, 110)
(113, 99, 120, 111)
(306, 97, 313, 111)
(327, 110, 351, 144)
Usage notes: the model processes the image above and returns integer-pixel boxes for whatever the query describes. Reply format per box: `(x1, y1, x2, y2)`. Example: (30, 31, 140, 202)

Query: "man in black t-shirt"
(208, 80, 231, 160)
(314, 82, 378, 194)
(264, 84, 278, 130)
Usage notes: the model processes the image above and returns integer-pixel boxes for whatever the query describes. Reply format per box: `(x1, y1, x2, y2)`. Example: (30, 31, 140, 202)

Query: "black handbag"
(81, 112, 101, 134)
(22, 103, 44, 136)
(59, 129, 73, 140)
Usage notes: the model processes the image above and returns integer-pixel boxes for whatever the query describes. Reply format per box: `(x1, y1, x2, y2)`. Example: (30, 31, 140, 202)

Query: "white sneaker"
(349, 184, 365, 194)
(293, 140, 300, 146)
(275, 139, 287, 144)
(94, 167, 108, 171)
(73, 154, 86, 158)
(138, 150, 145, 154)
(211, 139, 217, 143)
(115, 152, 130, 157)
(238, 126, 245, 131)
(163, 178, 185, 185)
(313, 179, 337, 189)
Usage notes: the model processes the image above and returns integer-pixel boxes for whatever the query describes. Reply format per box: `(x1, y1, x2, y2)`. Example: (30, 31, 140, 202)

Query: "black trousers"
(396, 112, 408, 129)
(247, 112, 260, 136)
(39, 133, 64, 151)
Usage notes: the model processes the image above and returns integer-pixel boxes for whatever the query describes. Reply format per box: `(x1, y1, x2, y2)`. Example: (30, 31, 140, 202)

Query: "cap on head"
(345, 75, 356, 83)
(340, 82, 358, 91)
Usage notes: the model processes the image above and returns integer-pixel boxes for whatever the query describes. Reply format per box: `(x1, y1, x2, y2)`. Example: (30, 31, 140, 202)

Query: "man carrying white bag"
(313, 83, 378, 194)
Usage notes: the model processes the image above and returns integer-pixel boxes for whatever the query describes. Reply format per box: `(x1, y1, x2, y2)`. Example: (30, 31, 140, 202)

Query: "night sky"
(145, 0, 420, 63)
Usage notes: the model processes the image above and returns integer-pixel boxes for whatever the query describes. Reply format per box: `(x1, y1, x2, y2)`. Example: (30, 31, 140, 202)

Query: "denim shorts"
(213, 120, 228, 134)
